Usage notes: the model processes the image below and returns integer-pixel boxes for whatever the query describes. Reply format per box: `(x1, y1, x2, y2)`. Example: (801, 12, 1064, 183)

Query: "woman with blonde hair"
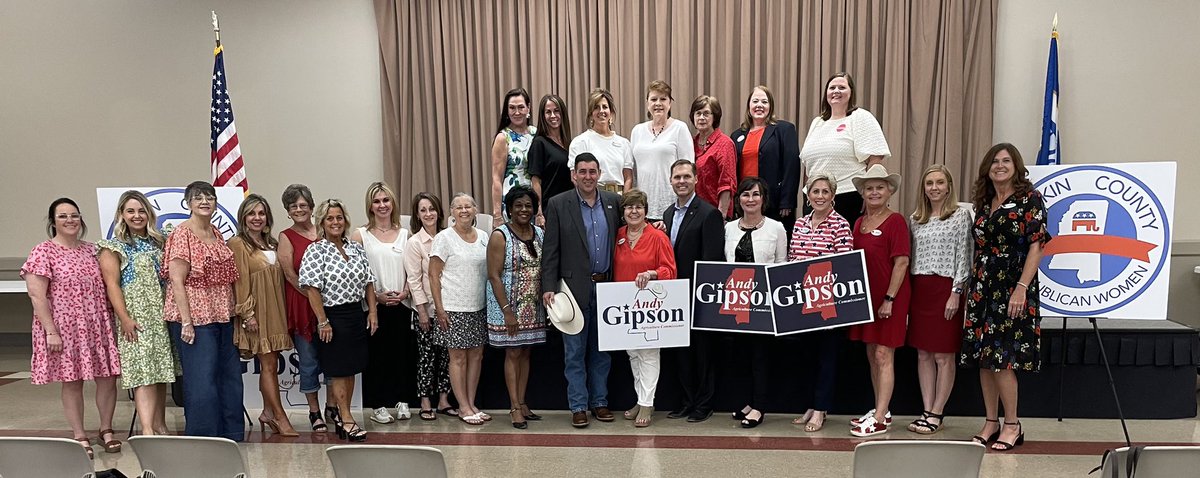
(98, 190, 178, 436)
(350, 182, 417, 424)
(568, 88, 634, 194)
(905, 164, 972, 435)
(300, 199, 379, 441)
(229, 193, 297, 436)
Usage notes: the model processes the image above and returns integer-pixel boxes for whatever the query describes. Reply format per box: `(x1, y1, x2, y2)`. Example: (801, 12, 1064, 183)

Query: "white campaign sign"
(96, 186, 244, 241)
(596, 279, 691, 351)
(241, 353, 361, 411)
(1028, 162, 1175, 320)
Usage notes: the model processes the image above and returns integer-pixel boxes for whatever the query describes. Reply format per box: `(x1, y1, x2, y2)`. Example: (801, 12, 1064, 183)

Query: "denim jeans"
(561, 286, 611, 412)
(291, 332, 328, 394)
(168, 321, 245, 441)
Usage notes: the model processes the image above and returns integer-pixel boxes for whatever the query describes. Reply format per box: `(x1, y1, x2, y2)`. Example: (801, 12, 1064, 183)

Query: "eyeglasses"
(623, 205, 645, 211)
(287, 203, 311, 211)
(189, 194, 216, 203)
(694, 111, 713, 118)
(55, 214, 82, 221)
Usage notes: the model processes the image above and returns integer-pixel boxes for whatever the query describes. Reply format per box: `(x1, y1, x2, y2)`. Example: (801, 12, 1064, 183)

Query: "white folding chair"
(128, 435, 248, 478)
(852, 440, 985, 478)
(326, 445, 447, 478)
(0, 437, 95, 478)
(1099, 446, 1200, 477)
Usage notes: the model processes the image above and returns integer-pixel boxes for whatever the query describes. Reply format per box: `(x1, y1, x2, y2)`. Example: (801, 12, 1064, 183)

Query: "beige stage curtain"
(374, 0, 996, 214)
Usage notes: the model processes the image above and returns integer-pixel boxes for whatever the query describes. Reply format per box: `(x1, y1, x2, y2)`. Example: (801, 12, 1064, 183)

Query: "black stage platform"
(473, 318, 1200, 420)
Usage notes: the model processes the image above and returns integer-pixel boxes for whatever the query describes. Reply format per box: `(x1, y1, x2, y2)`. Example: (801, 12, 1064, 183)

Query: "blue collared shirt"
(670, 192, 696, 246)
(578, 190, 611, 274)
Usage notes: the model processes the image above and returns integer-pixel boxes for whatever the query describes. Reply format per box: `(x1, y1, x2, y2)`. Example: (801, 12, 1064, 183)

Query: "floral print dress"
(97, 237, 180, 389)
(959, 190, 1049, 371)
(501, 126, 537, 197)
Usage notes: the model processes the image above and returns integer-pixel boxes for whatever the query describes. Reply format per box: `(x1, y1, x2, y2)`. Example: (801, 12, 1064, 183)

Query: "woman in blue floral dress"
(960, 143, 1048, 451)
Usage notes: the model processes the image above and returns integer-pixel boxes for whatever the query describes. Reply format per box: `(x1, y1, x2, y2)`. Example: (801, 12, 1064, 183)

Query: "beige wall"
(0, 0, 382, 258)
(995, 0, 1200, 327)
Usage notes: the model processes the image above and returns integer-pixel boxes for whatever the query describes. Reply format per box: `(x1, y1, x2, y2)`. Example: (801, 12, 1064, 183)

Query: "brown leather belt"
(591, 273, 609, 282)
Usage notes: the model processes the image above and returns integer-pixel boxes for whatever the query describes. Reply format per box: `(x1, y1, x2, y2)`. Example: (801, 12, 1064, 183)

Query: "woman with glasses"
(612, 189, 677, 428)
(24, 197, 122, 457)
(162, 181, 244, 441)
(429, 193, 491, 425)
(486, 186, 547, 429)
(277, 184, 335, 432)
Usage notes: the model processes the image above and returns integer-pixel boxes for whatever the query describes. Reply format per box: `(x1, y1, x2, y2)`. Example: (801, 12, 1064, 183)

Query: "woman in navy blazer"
(730, 85, 801, 231)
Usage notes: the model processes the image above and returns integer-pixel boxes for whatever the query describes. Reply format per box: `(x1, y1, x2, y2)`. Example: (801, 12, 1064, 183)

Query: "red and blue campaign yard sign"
(766, 250, 875, 335)
(692, 262, 776, 334)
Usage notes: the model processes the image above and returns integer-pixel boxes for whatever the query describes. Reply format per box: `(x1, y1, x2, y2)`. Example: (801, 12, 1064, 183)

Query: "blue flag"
(1037, 31, 1060, 165)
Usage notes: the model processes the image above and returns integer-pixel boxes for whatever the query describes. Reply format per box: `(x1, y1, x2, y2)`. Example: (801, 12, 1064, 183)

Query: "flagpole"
(211, 11, 221, 47)
(1052, 12, 1058, 37)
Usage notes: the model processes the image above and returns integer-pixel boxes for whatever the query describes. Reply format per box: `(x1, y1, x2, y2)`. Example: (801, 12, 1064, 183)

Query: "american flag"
(211, 44, 247, 191)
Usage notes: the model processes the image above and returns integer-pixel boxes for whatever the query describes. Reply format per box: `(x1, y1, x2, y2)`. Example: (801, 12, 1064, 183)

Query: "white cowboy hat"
(547, 280, 585, 335)
(852, 164, 902, 193)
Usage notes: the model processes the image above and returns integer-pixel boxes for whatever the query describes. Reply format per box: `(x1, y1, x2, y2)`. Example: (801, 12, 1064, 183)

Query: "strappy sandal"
(510, 409, 527, 429)
(309, 411, 328, 431)
(338, 421, 367, 442)
(740, 409, 764, 428)
(460, 412, 485, 426)
(519, 403, 542, 421)
(75, 437, 94, 459)
(634, 406, 654, 428)
(805, 411, 827, 433)
(478, 411, 492, 421)
(419, 408, 437, 421)
(792, 409, 815, 426)
(991, 421, 1024, 451)
(971, 418, 1001, 445)
(437, 407, 460, 417)
(909, 411, 945, 435)
(98, 429, 121, 453)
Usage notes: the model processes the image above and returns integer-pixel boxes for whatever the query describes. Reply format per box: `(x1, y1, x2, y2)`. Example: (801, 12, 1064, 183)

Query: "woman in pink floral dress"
(22, 197, 122, 458)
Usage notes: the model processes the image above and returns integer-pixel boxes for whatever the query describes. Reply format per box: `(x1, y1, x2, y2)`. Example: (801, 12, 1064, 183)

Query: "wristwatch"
(952, 286, 964, 294)
(883, 294, 896, 302)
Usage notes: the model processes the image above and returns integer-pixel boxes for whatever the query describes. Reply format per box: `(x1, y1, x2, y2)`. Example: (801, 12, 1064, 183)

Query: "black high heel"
(309, 411, 327, 431)
(992, 421, 1024, 451)
(339, 422, 366, 442)
(740, 410, 765, 428)
(971, 418, 1001, 445)
(324, 405, 339, 426)
(519, 403, 542, 421)
(732, 406, 752, 421)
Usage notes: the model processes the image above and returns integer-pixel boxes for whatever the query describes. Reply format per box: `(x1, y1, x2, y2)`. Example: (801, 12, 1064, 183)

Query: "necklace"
(650, 121, 666, 139)
(373, 223, 395, 233)
(739, 216, 765, 230)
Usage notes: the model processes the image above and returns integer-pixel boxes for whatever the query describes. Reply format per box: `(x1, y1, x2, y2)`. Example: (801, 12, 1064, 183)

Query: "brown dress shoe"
(571, 411, 590, 428)
(592, 407, 615, 422)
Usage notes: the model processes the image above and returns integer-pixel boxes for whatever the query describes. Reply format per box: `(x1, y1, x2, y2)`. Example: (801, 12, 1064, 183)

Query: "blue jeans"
(168, 321, 245, 441)
(291, 332, 328, 394)
(561, 286, 611, 412)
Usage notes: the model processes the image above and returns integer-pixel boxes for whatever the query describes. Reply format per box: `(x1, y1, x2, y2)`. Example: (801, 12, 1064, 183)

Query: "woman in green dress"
(98, 190, 180, 435)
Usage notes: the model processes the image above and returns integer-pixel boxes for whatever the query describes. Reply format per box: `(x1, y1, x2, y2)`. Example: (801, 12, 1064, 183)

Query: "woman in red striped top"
(786, 172, 853, 432)
(613, 189, 677, 428)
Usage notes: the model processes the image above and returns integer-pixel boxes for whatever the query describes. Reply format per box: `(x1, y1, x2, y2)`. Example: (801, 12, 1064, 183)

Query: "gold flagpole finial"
(212, 11, 221, 46)
(1052, 13, 1058, 32)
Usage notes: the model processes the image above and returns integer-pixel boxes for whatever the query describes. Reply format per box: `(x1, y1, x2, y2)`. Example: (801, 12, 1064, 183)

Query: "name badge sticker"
(871, 229, 882, 236)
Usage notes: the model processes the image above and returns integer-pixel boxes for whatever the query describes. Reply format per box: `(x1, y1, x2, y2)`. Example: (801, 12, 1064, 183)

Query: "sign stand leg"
(1089, 317, 1132, 448)
(1057, 318, 1068, 422)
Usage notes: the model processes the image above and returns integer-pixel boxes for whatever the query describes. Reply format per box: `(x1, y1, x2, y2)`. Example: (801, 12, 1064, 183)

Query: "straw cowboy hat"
(852, 164, 902, 192)
(547, 280, 585, 335)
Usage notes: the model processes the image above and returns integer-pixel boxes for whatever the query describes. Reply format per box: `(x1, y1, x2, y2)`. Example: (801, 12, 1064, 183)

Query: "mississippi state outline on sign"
(1033, 164, 1173, 317)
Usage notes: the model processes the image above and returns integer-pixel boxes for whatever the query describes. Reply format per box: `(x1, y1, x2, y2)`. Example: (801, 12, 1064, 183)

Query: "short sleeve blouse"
(298, 239, 375, 307)
(161, 225, 238, 325)
(909, 205, 973, 286)
(430, 228, 489, 312)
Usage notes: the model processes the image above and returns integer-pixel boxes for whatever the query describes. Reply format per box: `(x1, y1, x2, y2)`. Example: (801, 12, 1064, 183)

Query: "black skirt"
(316, 302, 369, 378)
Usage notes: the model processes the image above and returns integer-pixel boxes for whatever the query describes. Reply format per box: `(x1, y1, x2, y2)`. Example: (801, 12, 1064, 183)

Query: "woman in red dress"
(847, 165, 911, 437)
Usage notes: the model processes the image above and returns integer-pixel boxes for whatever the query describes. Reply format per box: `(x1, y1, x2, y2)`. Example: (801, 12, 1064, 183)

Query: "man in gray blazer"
(541, 153, 622, 428)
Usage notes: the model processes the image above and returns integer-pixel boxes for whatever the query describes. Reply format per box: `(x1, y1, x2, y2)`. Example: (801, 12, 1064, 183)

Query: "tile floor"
(0, 353, 1196, 477)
